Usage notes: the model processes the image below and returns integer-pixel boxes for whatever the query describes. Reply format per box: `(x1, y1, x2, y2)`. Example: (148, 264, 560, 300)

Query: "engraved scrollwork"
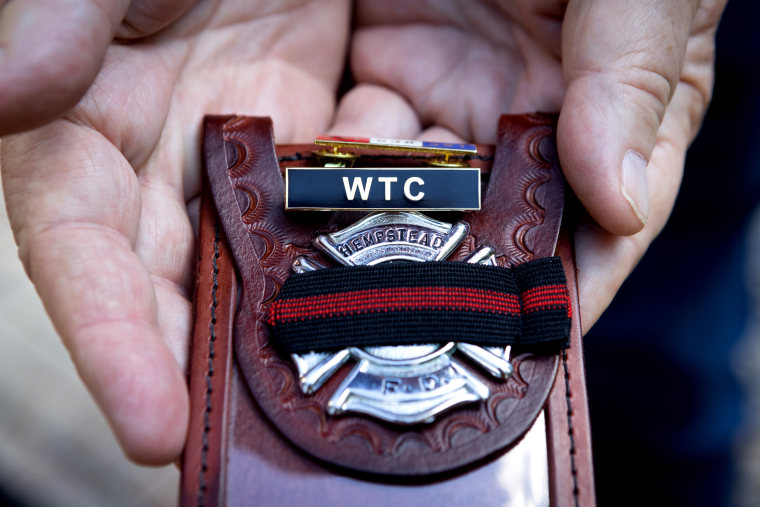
(390, 433, 429, 455)
(328, 424, 385, 455)
(235, 184, 269, 225)
(223, 136, 247, 178)
(509, 124, 555, 263)
(436, 415, 492, 452)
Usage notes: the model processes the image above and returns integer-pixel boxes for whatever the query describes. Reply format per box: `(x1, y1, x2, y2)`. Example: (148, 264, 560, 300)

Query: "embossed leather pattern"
(180, 115, 595, 506)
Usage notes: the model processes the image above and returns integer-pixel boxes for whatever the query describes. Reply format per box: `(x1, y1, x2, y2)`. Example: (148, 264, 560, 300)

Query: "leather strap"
(182, 179, 236, 506)
(547, 231, 595, 507)
(181, 114, 595, 506)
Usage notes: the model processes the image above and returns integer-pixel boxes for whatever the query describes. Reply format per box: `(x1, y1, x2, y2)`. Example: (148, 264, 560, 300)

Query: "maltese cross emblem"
(286, 211, 514, 425)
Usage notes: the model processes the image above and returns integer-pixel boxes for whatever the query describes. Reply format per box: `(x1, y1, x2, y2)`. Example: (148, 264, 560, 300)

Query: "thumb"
(557, 0, 699, 235)
(0, 0, 130, 135)
(0, 0, 197, 136)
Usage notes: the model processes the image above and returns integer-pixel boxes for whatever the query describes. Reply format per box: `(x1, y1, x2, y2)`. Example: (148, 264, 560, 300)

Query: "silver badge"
(289, 211, 514, 425)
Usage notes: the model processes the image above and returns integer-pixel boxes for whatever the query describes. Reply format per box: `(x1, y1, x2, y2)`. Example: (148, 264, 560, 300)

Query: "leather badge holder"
(180, 114, 595, 506)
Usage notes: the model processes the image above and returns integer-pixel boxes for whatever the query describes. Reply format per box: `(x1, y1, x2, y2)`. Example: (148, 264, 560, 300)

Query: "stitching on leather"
(562, 349, 580, 507)
(197, 222, 220, 506)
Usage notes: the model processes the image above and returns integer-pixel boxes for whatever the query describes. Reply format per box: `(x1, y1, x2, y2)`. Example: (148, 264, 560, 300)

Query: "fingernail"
(621, 150, 649, 226)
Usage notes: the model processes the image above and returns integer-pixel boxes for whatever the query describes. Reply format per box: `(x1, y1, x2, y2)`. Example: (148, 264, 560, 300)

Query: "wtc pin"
(284, 136, 482, 211)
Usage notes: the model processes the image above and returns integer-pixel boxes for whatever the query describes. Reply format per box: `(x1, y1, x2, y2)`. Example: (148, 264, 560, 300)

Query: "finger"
(329, 84, 421, 137)
(133, 118, 195, 373)
(350, 23, 563, 143)
(356, 0, 564, 53)
(1, 122, 188, 464)
(575, 67, 702, 331)
(116, 0, 198, 39)
(508, 0, 566, 57)
(0, 0, 131, 135)
(417, 126, 465, 143)
(557, 0, 700, 236)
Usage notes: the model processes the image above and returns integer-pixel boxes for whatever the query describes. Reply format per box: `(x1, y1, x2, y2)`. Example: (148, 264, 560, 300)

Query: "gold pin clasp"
(425, 152, 470, 168)
(314, 146, 359, 168)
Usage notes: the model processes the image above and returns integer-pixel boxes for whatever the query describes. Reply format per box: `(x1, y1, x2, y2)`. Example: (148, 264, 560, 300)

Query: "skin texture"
(0, 0, 727, 464)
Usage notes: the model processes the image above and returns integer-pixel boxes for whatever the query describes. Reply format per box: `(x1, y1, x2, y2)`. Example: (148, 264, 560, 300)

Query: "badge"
(284, 211, 515, 425)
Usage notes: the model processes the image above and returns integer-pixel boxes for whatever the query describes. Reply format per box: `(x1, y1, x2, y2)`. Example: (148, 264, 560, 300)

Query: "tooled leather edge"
(214, 115, 564, 476)
(180, 117, 237, 507)
(546, 230, 595, 507)
(464, 113, 564, 262)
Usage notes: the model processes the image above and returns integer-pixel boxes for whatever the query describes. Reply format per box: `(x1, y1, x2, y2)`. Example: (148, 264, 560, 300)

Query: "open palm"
(1, 0, 349, 463)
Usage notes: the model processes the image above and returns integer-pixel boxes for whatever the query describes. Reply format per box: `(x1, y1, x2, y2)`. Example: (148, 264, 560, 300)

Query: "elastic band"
(266, 257, 571, 354)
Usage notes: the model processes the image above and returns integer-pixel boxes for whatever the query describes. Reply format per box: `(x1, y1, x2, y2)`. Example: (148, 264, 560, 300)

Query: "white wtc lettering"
(377, 176, 398, 201)
(341, 175, 427, 202)
(342, 177, 373, 201)
(404, 177, 425, 201)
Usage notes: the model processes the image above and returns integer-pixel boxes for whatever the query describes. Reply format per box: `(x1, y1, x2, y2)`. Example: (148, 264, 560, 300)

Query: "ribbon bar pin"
(314, 135, 477, 156)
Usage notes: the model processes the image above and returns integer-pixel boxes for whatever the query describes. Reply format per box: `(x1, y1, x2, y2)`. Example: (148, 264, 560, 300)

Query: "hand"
(1, 0, 350, 464)
(330, 0, 727, 330)
(0, 0, 727, 467)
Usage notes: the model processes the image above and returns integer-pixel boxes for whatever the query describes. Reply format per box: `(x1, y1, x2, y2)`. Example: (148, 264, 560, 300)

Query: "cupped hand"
(1, 0, 349, 464)
(331, 0, 726, 330)
(0, 0, 727, 466)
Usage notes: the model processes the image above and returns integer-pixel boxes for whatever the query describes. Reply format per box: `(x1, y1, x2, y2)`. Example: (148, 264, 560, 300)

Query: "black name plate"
(285, 168, 481, 211)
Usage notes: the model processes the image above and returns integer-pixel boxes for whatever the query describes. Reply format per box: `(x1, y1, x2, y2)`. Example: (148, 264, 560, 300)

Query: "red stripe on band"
(267, 287, 520, 324)
(522, 284, 571, 317)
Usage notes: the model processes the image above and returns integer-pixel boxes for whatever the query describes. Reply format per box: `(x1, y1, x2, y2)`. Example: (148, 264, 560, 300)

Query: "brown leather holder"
(180, 114, 595, 506)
